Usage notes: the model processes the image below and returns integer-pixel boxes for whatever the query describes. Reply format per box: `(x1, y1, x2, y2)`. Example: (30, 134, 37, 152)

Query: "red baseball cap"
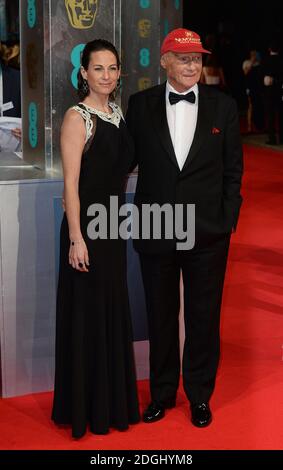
(161, 28, 211, 56)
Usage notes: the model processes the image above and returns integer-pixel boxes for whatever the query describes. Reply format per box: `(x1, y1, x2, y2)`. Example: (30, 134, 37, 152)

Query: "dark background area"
(0, 0, 19, 43)
(183, 1, 283, 105)
(183, 0, 283, 53)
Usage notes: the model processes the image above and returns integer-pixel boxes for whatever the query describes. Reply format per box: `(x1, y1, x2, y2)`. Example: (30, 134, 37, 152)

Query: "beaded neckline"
(77, 101, 123, 129)
(79, 101, 115, 116)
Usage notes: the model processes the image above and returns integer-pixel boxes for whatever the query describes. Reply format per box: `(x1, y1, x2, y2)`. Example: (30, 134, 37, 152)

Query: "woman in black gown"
(52, 39, 140, 438)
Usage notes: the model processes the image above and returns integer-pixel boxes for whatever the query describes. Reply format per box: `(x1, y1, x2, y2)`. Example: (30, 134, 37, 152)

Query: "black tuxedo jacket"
(126, 82, 243, 253)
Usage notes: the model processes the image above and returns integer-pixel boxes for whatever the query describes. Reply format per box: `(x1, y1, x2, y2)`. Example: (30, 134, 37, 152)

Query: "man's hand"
(11, 128, 22, 140)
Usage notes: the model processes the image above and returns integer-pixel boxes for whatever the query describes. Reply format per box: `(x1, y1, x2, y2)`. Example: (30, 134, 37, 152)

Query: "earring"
(82, 79, 89, 94)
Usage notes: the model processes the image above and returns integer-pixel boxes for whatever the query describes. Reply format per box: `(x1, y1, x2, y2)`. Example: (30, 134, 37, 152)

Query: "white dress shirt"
(166, 81, 198, 171)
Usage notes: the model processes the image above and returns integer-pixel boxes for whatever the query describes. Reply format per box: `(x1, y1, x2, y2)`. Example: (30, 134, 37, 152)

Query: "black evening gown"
(52, 103, 140, 438)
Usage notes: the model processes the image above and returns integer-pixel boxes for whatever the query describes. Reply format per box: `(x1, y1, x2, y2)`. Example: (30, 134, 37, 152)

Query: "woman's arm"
(61, 109, 89, 272)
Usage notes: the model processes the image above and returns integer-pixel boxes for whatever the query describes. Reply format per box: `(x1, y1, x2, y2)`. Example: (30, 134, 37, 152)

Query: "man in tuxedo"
(126, 28, 243, 427)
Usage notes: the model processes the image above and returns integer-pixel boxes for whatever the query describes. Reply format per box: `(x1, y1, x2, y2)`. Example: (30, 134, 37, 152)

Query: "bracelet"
(70, 238, 83, 246)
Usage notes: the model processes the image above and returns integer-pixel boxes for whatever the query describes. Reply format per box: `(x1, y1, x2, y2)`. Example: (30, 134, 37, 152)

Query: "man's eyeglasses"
(172, 54, 202, 65)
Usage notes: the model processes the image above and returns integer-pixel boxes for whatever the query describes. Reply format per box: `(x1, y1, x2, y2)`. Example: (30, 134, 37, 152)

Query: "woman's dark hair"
(77, 39, 120, 101)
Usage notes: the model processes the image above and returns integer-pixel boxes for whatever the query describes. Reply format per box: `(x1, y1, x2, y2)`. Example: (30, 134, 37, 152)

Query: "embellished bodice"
(72, 101, 124, 143)
(70, 101, 134, 205)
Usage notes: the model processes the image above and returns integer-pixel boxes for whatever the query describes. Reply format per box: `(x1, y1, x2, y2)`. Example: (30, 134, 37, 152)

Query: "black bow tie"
(169, 90, 196, 105)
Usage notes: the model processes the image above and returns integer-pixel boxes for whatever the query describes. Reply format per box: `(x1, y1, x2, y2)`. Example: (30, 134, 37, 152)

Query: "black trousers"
(139, 234, 231, 405)
(265, 88, 283, 143)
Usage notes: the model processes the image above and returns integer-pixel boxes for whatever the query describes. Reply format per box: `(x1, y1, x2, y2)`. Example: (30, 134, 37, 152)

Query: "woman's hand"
(69, 239, 90, 272)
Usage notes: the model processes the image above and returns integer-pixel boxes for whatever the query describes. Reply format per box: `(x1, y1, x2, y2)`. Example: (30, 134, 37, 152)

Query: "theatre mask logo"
(65, 0, 99, 29)
(138, 19, 151, 38)
(138, 77, 152, 91)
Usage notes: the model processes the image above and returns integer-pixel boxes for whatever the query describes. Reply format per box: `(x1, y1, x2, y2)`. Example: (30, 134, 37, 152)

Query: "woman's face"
(81, 49, 120, 97)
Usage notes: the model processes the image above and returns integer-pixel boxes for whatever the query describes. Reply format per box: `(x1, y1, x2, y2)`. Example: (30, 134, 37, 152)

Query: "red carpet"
(1, 144, 283, 450)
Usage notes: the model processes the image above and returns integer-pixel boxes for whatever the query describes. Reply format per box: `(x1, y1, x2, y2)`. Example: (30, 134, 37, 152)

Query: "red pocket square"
(212, 127, 221, 134)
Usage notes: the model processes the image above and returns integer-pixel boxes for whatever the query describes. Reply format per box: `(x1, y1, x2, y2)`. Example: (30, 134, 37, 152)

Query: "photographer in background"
(262, 40, 283, 145)
(0, 42, 21, 151)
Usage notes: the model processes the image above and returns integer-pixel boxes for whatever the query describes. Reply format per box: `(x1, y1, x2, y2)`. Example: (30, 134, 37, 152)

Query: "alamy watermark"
(86, 196, 195, 250)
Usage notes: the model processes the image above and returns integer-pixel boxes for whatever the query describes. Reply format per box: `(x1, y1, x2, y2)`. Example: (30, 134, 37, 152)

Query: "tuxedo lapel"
(147, 83, 180, 169)
(182, 84, 216, 171)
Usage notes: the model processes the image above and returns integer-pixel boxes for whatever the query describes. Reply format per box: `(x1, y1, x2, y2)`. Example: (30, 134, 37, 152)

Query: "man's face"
(65, 0, 98, 29)
(161, 52, 202, 92)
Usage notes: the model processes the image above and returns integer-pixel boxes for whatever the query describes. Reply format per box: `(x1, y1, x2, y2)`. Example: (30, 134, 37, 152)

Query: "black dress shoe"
(190, 402, 212, 428)
(143, 398, 176, 423)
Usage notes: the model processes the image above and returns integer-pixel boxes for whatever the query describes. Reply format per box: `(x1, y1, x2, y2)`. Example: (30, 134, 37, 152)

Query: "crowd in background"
(201, 33, 283, 145)
(1, 1, 283, 148)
